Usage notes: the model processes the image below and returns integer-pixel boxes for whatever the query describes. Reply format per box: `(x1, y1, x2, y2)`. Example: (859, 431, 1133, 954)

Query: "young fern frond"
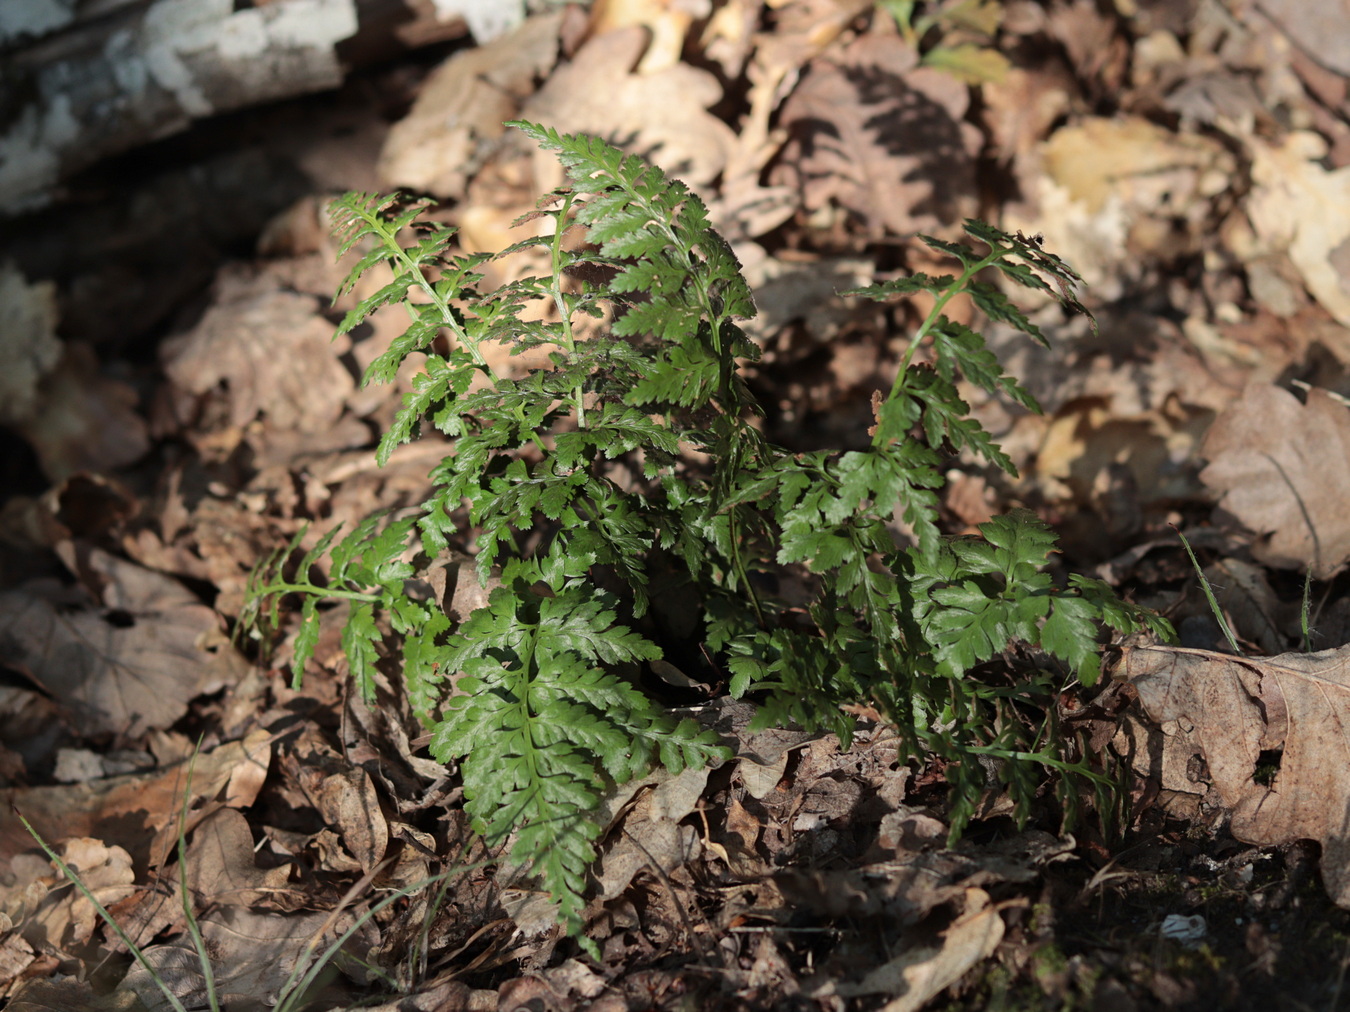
(242, 122, 1173, 943)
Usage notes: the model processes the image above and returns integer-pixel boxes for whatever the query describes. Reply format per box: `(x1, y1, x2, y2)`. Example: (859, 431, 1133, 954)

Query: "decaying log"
(0, 0, 475, 214)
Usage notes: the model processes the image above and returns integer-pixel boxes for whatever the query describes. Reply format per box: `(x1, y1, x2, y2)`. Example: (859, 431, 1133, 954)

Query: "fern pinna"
(243, 121, 1170, 946)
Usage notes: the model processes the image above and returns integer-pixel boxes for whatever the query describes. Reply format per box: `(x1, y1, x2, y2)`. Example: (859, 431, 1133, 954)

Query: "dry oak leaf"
(161, 281, 353, 435)
(377, 11, 564, 199)
(521, 25, 735, 189)
(1120, 642, 1350, 907)
(772, 28, 979, 238)
(1200, 383, 1350, 579)
(0, 548, 248, 739)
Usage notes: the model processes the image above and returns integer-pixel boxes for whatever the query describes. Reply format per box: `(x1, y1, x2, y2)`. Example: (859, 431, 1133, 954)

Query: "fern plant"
(243, 121, 1171, 945)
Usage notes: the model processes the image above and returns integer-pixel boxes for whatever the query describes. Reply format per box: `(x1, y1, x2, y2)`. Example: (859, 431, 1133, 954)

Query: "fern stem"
(546, 191, 588, 429)
(875, 249, 1003, 450)
(256, 581, 381, 604)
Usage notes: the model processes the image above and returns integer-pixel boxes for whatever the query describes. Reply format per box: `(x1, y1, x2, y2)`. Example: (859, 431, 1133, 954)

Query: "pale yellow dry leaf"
(1246, 131, 1350, 328)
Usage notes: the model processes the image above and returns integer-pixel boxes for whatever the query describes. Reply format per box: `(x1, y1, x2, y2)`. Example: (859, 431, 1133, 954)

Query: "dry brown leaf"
(868, 889, 1004, 1012)
(1119, 642, 1350, 907)
(1201, 384, 1350, 579)
(185, 809, 292, 907)
(15, 342, 150, 482)
(25, 839, 136, 951)
(773, 28, 979, 237)
(981, 64, 1072, 162)
(1256, 0, 1350, 77)
(521, 26, 735, 189)
(0, 932, 36, 992)
(1202, 557, 1285, 655)
(377, 12, 564, 199)
(0, 548, 247, 739)
(4, 976, 102, 1012)
(595, 766, 708, 900)
(161, 279, 354, 436)
(313, 767, 389, 874)
(121, 906, 344, 1012)
(0, 730, 273, 875)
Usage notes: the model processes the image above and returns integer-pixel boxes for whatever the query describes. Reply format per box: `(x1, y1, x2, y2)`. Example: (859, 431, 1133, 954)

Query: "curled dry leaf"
(1200, 383, 1350, 579)
(1119, 642, 1350, 907)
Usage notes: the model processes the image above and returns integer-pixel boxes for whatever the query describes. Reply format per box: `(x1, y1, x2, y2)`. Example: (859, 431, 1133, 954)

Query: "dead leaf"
(0, 549, 246, 739)
(1026, 115, 1235, 296)
(1246, 131, 1350, 328)
(15, 342, 150, 482)
(378, 12, 564, 199)
(521, 26, 736, 189)
(161, 277, 354, 436)
(1202, 557, 1286, 655)
(121, 906, 345, 1012)
(313, 766, 389, 874)
(1256, 0, 1350, 77)
(588, 0, 700, 74)
(25, 838, 136, 952)
(0, 731, 273, 875)
(0, 932, 36, 992)
(1201, 384, 1350, 579)
(597, 821, 701, 901)
(980, 64, 1072, 162)
(773, 27, 979, 236)
(1119, 642, 1350, 907)
(872, 889, 1005, 1012)
(592, 766, 709, 901)
(4, 976, 104, 1012)
(185, 809, 292, 907)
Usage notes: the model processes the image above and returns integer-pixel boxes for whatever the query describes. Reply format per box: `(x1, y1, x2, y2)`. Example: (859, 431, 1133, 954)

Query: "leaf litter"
(6, 1, 1350, 1008)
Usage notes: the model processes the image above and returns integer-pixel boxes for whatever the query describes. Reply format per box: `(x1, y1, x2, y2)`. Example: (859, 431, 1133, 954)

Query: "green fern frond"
(241, 126, 1170, 951)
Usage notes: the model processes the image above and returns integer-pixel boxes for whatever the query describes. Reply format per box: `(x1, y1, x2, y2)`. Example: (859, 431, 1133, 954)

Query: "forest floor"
(5, 1, 1350, 1010)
